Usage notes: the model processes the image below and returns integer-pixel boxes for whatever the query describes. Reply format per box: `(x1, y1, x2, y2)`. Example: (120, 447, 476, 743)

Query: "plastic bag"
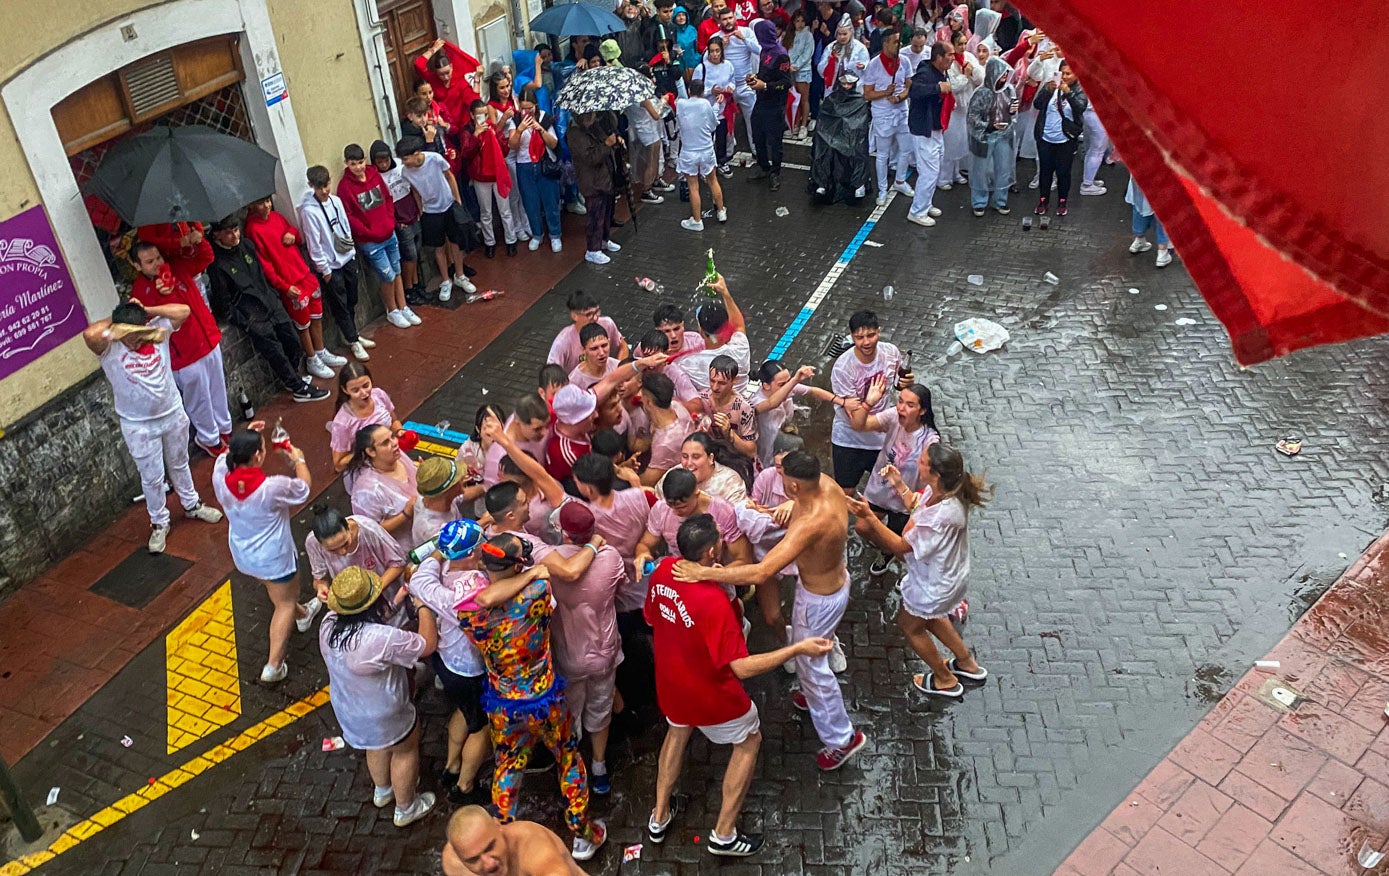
(954, 318, 1011, 353)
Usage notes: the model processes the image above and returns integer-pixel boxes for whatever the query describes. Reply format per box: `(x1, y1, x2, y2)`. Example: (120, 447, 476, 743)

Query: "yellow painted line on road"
(0, 687, 330, 876)
(165, 580, 241, 754)
(414, 438, 458, 458)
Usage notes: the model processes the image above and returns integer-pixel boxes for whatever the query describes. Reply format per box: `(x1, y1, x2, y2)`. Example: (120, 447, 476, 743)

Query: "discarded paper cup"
(322, 736, 346, 752)
(1042, 272, 1059, 285)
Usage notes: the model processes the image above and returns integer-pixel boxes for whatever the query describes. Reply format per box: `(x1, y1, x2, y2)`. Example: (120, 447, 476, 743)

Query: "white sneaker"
(148, 524, 169, 554)
(296, 597, 323, 633)
(716, 208, 728, 223)
(528, 238, 541, 251)
(1129, 238, 1153, 254)
(566, 201, 588, 215)
(829, 637, 847, 673)
(681, 218, 704, 232)
(571, 819, 607, 861)
(906, 212, 936, 228)
(393, 792, 436, 828)
(387, 309, 411, 329)
(1079, 182, 1107, 196)
(605, 240, 621, 253)
(260, 661, 287, 683)
(372, 786, 394, 808)
(350, 341, 370, 361)
(893, 181, 915, 197)
(516, 229, 531, 242)
(183, 503, 224, 524)
(938, 182, 953, 191)
(550, 237, 563, 252)
(307, 355, 335, 379)
(356, 336, 376, 349)
(437, 279, 453, 302)
(876, 195, 887, 207)
(954, 175, 968, 186)
(585, 250, 611, 265)
(402, 307, 422, 326)
(1028, 173, 1040, 189)
(454, 276, 477, 294)
(783, 625, 798, 674)
(928, 206, 942, 218)
(1155, 248, 1173, 268)
(318, 349, 348, 367)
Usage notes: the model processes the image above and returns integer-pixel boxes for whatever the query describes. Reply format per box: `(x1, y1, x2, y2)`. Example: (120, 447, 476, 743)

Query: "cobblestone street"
(4, 142, 1388, 876)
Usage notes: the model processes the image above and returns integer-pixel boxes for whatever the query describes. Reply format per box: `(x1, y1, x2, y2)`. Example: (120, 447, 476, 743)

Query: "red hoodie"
(128, 238, 219, 370)
(336, 167, 396, 244)
(414, 42, 483, 127)
(242, 209, 319, 294)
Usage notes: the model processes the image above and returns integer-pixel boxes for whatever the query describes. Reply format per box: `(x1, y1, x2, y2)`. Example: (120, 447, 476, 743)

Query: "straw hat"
(327, 566, 384, 615)
(417, 456, 463, 496)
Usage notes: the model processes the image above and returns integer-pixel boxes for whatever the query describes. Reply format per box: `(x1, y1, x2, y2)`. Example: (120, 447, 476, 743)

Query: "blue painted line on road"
(766, 192, 896, 361)
(404, 421, 469, 444)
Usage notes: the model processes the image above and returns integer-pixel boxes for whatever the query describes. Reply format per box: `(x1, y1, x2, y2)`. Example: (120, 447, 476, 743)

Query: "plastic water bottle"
(946, 340, 964, 357)
(882, 285, 895, 301)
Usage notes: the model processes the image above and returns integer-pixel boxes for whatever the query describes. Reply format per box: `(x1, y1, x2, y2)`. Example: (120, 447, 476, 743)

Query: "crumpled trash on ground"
(775, 206, 790, 217)
(967, 275, 984, 286)
(954, 318, 1011, 353)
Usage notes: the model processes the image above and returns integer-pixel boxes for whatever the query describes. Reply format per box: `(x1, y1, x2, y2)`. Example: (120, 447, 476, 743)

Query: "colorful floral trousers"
(487, 695, 596, 839)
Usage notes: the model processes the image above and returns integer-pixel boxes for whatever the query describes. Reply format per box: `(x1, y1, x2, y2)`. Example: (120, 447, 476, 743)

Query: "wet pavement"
(4, 142, 1389, 875)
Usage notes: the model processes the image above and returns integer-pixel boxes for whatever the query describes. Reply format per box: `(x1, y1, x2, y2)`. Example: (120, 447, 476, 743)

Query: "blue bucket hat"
(439, 518, 486, 560)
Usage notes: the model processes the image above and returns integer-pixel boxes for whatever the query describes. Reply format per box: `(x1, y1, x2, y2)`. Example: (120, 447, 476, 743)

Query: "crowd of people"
(68, 1, 1199, 871)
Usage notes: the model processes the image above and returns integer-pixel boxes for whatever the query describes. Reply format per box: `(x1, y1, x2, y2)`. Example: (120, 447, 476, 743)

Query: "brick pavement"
(4, 142, 1389, 875)
(1058, 532, 1389, 876)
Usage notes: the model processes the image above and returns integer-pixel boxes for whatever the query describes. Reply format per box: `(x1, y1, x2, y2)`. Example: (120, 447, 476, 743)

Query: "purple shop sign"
(0, 205, 85, 379)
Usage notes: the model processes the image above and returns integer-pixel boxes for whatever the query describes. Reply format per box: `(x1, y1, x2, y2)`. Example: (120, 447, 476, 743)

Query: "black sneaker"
(869, 554, 890, 577)
(462, 265, 478, 278)
(717, 164, 733, 178)
(647, 797, 681, 844)
(707, 831, 764, 857)
(291, 383, 330, 403)
(769, 173, 781, 192)
(405, 286, 428, 306)
(446, 783, 487, 806)
(640, 192, 665, 204)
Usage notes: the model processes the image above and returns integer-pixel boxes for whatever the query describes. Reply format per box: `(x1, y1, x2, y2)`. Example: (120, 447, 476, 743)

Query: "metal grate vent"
(123, 55, 180, 117)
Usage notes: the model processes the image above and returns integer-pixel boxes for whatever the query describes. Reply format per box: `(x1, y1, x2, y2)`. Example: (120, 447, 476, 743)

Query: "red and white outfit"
(100, 317, 204, 527)
(212, 453, 312, 581)
(242, 209, 322, 330)
(128, 238, 232, 449)
(644, 559, 759, 744)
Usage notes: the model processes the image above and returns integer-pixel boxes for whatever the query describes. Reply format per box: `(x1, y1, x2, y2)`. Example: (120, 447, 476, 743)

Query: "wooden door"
(377, 0, 439, 112)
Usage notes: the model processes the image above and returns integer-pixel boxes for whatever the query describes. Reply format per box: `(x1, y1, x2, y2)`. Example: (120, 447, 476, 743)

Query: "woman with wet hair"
(656, 431, 748, 504)
(848, 442, 991, 699)
(348, 423, 420, 553)
(304, 503, 408, 621)
(212, 424, 319, 683)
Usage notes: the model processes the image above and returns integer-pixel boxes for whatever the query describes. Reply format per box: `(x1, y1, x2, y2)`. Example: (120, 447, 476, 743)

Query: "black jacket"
(907, 62, 947, 136)
(1032, 82, 1086, 143)
(207, 238, 293, 330)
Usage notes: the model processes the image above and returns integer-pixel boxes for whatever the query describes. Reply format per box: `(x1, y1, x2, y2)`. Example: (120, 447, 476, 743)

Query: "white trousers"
(1082, 107, 1110, 185)
(732, 84, 757, 153)
(472, 180, 516, 246)
(120, 409, 200, 527)
(503, 156, 531, 240)
(792, 578, 853, 749)
(872, 117, 914, 195)
(172, 347, 232, 446)
(1015, 107, 1038, 161)
(910, 132, 943, 217)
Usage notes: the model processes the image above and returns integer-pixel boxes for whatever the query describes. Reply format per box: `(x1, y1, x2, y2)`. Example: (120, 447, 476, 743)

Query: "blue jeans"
(359, 234, 401, 282)
(970, 135, 1014, 209)
(515, 162, 562, 240)
(1132, 209, 1169, 246)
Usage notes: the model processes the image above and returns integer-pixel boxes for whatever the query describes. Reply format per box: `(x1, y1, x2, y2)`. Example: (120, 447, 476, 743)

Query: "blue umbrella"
(528, 0, 626, 36)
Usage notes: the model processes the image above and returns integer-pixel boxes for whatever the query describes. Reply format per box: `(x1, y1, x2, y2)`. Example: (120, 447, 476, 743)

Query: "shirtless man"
(674, 450, 868, 770)
(442, 805, 585, 875)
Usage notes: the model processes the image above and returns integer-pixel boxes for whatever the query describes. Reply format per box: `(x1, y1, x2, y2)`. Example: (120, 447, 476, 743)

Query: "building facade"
(0, 0, 533, 595)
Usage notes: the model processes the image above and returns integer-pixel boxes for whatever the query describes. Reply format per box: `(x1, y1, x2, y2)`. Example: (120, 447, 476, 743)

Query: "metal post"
(0, 756, 42, 843)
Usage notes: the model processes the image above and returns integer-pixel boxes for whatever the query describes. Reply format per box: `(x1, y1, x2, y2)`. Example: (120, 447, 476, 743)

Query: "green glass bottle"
(702, 248, 719, 298)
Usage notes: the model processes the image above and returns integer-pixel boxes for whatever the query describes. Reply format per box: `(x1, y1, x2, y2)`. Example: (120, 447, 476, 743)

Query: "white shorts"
(669, 703, 760, 745)
(677, 150, 717, 178)
(565, 668, 618, 734)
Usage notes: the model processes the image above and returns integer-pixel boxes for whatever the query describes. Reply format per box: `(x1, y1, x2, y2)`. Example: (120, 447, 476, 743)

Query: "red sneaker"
(791, 691, 809, 711)
(816, 730, 868, 771)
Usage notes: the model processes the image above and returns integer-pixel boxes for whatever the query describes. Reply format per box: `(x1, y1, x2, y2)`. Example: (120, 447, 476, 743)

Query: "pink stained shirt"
(585, 487, 656, 610)
(482, 416, 549, 487)
(305, 515, 407, 582)
(329, 388, 397, 454)
(646, 494, 744, 557)
(349, 454, 420, 553)
(647, 402, 695, 472)
(547, 316, 625, 373)
(411, 495, 470, 547)
(548, 543, 626, 679)
(751, 465, 787, 508)
(568, 358, 618, 391)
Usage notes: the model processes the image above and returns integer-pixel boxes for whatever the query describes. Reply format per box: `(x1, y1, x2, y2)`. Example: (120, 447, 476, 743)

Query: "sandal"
(948, 657, 988, 682)
(912, 672, 963, 698)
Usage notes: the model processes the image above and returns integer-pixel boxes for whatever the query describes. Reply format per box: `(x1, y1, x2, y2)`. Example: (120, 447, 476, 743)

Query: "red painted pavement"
(1057, 531, 1389, 876)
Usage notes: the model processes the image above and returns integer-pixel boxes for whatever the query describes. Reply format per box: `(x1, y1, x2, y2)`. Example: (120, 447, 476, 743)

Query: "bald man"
(442, 806, 585, 875)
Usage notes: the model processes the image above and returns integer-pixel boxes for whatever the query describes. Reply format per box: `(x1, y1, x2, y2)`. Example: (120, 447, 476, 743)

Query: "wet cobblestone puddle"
(8, 150, 1389, 875)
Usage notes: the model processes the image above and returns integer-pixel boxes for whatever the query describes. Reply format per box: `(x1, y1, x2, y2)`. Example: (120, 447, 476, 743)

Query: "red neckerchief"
(941, 62, 957, 128)
(225, 466, 267, 499)
(822, 50, 839, 88)
(525, 113, 548, 163)
(881, 53, 900, 78)
(475, 124, 513, 198)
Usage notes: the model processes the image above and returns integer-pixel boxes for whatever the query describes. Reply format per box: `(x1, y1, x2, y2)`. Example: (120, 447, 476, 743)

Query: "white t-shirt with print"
(829, 341, 901, 449)
(400, 152, 454, 214)
(99, 317, 182, 423)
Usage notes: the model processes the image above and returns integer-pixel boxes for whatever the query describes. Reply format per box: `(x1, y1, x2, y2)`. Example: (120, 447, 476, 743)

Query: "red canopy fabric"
(1021, 0, 1389, 364)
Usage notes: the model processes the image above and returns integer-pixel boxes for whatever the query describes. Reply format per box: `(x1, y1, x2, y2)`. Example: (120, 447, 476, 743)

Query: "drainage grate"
(89, 548, 193, 609)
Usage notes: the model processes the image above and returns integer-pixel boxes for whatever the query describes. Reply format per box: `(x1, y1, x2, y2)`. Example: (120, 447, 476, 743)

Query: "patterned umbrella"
(554, 66, 654, 114)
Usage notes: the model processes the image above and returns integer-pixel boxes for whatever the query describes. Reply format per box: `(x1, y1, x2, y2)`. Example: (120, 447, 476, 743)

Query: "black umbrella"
(85, 125, 280, 226)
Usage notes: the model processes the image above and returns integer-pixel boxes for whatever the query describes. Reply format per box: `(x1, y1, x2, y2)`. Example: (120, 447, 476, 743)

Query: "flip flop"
(949, 657, 988, 682)
(912, 672, 963, 699)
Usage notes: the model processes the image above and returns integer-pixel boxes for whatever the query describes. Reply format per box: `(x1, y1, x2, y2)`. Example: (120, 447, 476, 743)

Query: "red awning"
(1021, 0, 1389, 364)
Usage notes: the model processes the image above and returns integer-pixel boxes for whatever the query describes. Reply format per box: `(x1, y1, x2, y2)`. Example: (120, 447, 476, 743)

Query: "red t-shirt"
(544, 431, 590, 482)
(644, 558, 751, 727)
